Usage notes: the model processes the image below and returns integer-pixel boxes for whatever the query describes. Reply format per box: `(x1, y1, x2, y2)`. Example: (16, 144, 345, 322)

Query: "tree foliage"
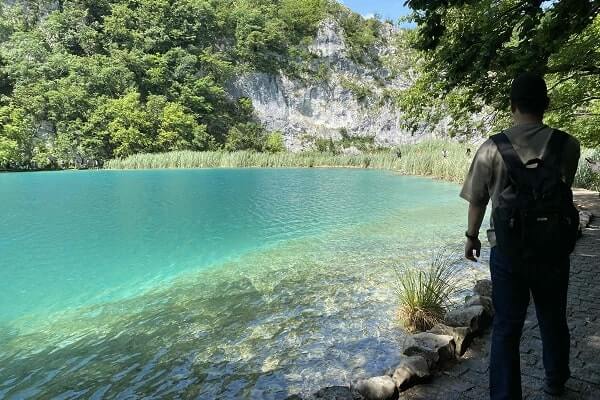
(405, 0, 600, 146)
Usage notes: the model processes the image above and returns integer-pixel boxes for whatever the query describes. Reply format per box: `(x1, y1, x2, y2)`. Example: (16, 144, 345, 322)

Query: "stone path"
(399, 189, 600, 400)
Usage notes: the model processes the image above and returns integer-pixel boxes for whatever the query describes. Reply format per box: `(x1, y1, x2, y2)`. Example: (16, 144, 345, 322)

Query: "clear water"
(0, 169, 484, 399)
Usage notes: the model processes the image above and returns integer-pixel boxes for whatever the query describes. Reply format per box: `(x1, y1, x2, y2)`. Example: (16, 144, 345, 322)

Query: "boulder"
(428, 323, 474, 357)
(353, 376, 398, 400)
(445, 305, 492, 333)
(402, 332, 455, 368)
(391, 355, 430, 391)
(465, 295, 495, 318)
(473, 279, 492, 297)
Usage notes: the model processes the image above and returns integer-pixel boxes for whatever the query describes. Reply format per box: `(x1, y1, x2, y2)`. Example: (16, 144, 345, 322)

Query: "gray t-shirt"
(460, 122, 581, 246)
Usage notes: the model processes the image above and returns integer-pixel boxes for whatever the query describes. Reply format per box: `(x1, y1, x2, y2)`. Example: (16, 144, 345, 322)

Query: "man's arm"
(460, 140, 493, 261)
(465, 203, 486, 261)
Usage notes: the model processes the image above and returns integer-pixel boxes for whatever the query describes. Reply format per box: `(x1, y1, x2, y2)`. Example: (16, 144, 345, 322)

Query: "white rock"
(353, 376, 397, 400)
(465, 295, 495, 317)
(445, 305, 492, 333)
(391, 355, 430, 391)
(428, 323, 474, 357)
(403, 332, 455, 368)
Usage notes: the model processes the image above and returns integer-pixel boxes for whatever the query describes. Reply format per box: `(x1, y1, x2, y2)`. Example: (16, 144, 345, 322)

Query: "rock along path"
(399, 189, 600, 400)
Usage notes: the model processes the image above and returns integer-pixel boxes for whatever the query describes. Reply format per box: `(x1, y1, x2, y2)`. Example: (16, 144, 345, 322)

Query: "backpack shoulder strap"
(491, 132, 524, 181)
(544, 129, 568, 166)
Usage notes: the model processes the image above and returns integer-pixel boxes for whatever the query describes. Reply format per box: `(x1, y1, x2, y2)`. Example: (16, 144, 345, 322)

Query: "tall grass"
(394, 246, 462, 332)
(105, 140, 600, 190)
(105, 140, 473, 183)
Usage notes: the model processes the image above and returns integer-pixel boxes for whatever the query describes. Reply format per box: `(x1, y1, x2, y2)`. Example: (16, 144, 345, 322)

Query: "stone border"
(284, 278, 494, 400)
(348, 279, 494, 400)
(286, 210, 593, 400)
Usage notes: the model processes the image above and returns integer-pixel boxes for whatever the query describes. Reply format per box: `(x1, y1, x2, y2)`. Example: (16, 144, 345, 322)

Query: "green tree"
(155, 100, 212, 151)
(224, 122, 267, 152)
(405, 0, 600, 145)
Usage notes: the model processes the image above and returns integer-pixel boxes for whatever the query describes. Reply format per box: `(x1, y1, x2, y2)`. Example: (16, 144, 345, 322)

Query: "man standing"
(460, 73, 581, 399)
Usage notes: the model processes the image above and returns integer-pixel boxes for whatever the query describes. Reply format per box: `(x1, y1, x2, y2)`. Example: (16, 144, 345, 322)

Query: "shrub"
(264, 131, 286, 153)
(314, 137, 338, 153)
(394, 247, 462, 332)
(224, 122, 265, 152)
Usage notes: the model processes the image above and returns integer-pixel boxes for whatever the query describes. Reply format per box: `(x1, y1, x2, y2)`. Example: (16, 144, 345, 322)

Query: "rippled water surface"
(0, 169, 482, 399)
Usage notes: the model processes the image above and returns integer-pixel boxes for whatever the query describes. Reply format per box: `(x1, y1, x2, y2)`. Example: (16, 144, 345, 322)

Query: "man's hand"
(465, 237, 481, 262)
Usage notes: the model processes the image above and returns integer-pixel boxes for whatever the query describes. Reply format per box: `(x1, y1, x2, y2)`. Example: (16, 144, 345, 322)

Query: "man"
(460, 72, 580, 399)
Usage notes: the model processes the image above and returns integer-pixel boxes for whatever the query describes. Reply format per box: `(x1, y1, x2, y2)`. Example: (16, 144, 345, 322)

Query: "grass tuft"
(394, 246, 462, 332)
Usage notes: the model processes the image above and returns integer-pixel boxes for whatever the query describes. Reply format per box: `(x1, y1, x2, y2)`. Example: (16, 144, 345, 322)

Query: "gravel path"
(399, 189, 600, 399)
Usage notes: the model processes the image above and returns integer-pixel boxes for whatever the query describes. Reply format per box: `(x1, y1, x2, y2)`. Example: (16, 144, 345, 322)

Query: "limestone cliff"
(229, 19, 442, 151)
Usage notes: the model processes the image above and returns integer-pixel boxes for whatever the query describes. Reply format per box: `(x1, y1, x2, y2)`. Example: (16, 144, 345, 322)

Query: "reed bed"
(105, 140, 599, 190)
(105, 140, 474, 183)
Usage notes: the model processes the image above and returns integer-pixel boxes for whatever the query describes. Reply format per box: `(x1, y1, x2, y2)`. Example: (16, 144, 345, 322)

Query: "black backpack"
(491, 130, 579, 261)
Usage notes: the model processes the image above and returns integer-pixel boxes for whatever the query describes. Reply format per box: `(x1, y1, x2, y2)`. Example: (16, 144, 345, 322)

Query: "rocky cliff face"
(229, 20, 440, 151)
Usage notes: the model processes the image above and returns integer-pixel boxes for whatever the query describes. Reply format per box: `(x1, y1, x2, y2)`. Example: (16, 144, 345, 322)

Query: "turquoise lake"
(0, 169, 484, 399)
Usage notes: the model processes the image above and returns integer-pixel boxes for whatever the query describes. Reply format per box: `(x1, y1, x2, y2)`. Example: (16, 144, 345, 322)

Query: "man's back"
(460, 122, 580, 246)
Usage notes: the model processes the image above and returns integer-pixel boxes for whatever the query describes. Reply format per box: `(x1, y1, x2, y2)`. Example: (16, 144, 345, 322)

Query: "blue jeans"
(489, 247, 571, 400)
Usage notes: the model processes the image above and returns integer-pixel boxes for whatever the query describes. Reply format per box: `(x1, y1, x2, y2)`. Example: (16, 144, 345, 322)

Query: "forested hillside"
(1, 0, 598, 170)
(0, 0, 390, 168)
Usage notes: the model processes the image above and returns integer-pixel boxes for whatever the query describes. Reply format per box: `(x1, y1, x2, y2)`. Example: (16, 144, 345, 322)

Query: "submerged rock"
(427, 323, 474, 357)
(292, 386, 365, 400)
(314, 386, 364, 400)
(391, 355, 430, 391)
(473, 279, 493, 298)
(353, 376, 398, 400)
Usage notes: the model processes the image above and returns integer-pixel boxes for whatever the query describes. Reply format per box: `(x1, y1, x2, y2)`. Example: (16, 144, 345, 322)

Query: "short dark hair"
(510, 72, 550, 117)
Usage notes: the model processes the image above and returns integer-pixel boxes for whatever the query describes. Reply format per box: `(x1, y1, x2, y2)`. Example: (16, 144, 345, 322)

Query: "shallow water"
(0, 169, 485, 399)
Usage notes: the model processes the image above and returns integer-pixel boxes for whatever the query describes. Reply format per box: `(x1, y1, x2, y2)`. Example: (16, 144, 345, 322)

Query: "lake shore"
(291, 190, 599, 400)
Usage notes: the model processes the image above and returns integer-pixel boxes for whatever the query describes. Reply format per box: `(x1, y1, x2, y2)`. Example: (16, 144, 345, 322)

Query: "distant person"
(442, 149, 448, 158)
(466, 148, 472, 156)
(460, 72, 580, 399)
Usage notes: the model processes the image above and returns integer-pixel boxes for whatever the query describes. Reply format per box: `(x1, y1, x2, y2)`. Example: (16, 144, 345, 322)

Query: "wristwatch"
(465, 231, 479, 240)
